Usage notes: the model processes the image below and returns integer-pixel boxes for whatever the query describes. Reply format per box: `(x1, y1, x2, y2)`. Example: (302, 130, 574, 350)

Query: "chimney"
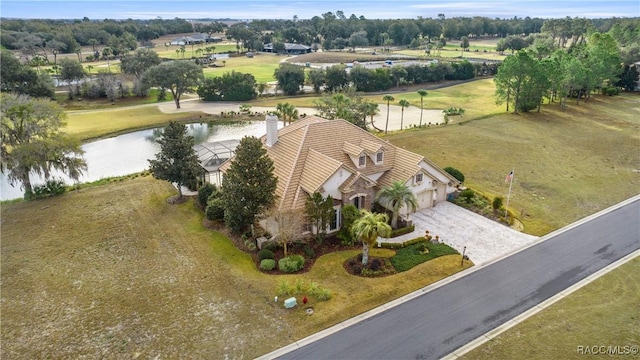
(266, 113, 279, 147)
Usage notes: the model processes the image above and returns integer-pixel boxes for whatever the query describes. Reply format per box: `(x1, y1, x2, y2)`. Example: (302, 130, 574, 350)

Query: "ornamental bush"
(444, 166, 465, 183)
(197, 183, 217, 207)
(260, 259, 276, 271)
(205, 196, 225, 221)
(278, 255, 305, 273)
(258, 248, 275, 261)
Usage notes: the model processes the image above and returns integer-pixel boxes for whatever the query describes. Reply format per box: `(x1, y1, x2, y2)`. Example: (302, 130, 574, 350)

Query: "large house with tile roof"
(218, 114, 459, 234)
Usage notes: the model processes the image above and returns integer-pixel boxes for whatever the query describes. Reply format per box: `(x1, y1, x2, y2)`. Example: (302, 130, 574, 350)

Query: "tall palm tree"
(382, 94, 394, 134)
(351, 210, 391, 265)
(364, 101, 380, 131)
(276, 102, 298, 124)
(398, 99, 410, 130)
(417, 90, 428, 127)
(376, 181, 418, 229)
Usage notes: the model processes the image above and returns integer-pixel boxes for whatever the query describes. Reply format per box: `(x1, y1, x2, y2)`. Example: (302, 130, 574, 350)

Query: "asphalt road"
(277, 197, 639, 360)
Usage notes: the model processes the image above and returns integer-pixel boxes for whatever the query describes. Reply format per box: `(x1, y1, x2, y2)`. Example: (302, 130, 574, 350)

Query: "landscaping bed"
(343, 239, 461, 277)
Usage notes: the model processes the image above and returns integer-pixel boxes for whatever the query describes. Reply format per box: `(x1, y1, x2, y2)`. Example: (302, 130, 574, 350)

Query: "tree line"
(0, 17, 212, 62)
(493, 31, 637, 114)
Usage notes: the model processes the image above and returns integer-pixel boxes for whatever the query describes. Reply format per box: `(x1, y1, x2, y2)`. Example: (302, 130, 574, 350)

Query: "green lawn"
(0, 176, 472, 358)
(65, 106, 208, 141)
(461, 257, 640, 360)
(385, 89, 639, 235)
(202, 53, 284, 83)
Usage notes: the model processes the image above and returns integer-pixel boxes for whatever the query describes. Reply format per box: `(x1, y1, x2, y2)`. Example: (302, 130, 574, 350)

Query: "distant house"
(170, 33, 223, 46)
(217, 115, 459, 234)
(263, 43, 312, 55)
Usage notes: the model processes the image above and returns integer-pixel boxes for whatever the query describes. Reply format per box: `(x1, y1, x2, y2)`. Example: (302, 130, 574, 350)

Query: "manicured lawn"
(461, 257, 640, 360)
(362, 78, 503, 120)
(384, 83, 640, 235)
(390, 241, 460, 272)
(65, 106, 208, 141)
(202, 53, 285, 83)
(0, 177, 472, 358)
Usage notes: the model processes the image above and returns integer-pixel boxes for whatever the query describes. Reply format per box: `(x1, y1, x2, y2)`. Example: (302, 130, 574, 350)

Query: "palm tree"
(398, 99, 410, 130)
(417, 90, 428, 127)
(351, 210, 391, 265)
(364, 102, 380, 131)
(276, 102, 298, 124)
(382, 95, 394, 134)
(376, 181, 418, 229)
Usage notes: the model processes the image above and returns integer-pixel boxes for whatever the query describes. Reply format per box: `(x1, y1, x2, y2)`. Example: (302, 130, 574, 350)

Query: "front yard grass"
(0, 176, 473, 359)
(461, 257, 640, 360)
(390, 241, 461, 272)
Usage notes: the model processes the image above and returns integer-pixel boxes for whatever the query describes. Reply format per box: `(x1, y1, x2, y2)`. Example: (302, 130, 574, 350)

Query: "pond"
(0, 120, 282, 201)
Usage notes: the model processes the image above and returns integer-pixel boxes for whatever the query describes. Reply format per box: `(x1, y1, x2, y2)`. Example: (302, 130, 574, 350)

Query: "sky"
(1, 0, 638, 20)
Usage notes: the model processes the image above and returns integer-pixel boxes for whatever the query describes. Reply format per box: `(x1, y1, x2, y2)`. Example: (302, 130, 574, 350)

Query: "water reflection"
(1, 120, 281, 200)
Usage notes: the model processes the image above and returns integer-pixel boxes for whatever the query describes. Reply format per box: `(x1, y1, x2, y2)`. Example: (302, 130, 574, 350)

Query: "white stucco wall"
(321, 167, 353, 199)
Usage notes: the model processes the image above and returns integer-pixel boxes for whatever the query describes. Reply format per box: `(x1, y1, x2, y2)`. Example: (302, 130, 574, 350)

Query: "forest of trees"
(2, 13, 637, 64)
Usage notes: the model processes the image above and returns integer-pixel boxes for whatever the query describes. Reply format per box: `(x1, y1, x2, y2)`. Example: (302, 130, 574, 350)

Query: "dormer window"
(415, 173, 423, 184)
(376, 151, 384, 164)
(358, 155, 366, 167)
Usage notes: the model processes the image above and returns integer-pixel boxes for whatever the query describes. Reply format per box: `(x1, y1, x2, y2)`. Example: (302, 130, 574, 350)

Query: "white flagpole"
(505, 168, 514, 218)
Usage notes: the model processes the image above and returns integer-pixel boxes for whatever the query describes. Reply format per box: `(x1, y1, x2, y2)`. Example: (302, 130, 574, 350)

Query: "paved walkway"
(379, 201, 538, 265)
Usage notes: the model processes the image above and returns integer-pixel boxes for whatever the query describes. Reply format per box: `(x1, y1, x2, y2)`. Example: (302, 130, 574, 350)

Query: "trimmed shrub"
(197, 183, 216, 206)
(260, 259, 276, 271)
(379, 242, 403, 249)
(369, 258, 382, 271)
(403, 237, 426, 246)
(278, 255, 305, 273)
(303, 245, 315, 259)
(389, 225, 415, 238)
(444, 166, 465, 183)
(205, 197, 225, 220)
(258, 248, 275, 261)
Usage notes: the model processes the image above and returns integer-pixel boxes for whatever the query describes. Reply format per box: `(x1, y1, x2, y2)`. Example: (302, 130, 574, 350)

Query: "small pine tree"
(148, 121, 202, 201)
(221, 136, 277, 233)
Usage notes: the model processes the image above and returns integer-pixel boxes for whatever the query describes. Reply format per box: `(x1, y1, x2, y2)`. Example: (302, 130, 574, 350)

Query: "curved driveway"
(269, 196, 639, 359)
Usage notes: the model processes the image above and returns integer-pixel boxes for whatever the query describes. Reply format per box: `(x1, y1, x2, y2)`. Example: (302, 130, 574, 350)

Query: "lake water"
(0, 120, 280, 201)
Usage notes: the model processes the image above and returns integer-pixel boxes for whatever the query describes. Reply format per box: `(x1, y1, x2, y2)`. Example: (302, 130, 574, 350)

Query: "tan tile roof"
(360, 138, 383, 154)
(220, 115, 457, 212)
(299, 149, 342, 194)
(342, 142, 365, 158)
